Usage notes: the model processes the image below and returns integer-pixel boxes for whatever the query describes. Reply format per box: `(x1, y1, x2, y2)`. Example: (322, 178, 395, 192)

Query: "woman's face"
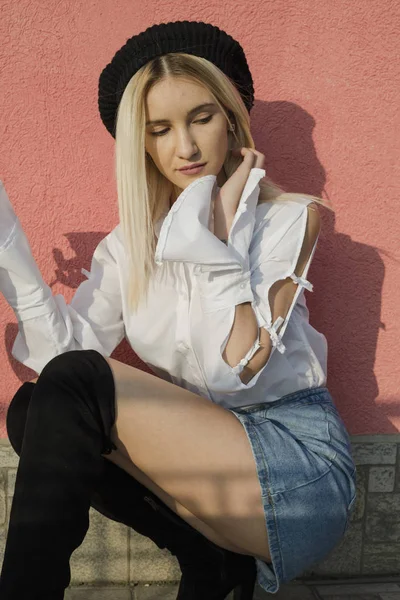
(144, 77, 230, 198)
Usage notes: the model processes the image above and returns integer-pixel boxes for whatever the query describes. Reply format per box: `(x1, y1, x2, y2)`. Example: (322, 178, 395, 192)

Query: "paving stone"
(365, 493, 400, 543)
(0, 525, 6, 568)
(135, 582, 317, 599)
(6, 468, 16, 497)
(69, 507, 129, 585)
(352, 443, 397, 466)
(351, 466, 367, 522)
(65, 587, 132, 599)
(380, 594, 400, 600)
(135, 584, 178, 599)
(366, 516, 400, 543)
(363, 543, 400, 574)
(0, 470, 6, 525)
(368, 467, 395, 492)
(367, 493, 400, 515)
(316, 583, 400, 596)
(253, 581, 316, 598)
(315, 596, 379, 600)
(0, 442, 19, 468)
(395, 445, 400, 492)
(129, 529, 181, 583)
(302, 522, 363, 576)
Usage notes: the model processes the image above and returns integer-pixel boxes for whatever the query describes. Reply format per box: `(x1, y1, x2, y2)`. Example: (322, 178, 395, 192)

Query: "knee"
(39, 349, 107, 388)
(25, 350, 98, 417)
(33, 349, 116, 430)
(39, 349, 94, 380)
(6, 382, 36, 456)
(38, 349, 115, 404)
(20, 350, 116, 451)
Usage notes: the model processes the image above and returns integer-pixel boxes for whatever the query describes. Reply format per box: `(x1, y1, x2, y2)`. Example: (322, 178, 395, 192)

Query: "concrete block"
(0, 525, 6, 567)
(129, 530, 181, 583)
(0, 442, 19, 468)
(253, 581, 316, 598)
(352, 443, 397, 465)
(315, 583, 400, 596)
(134, 583, 316, 600)
(368, 466, 395, 492)
(365, 493, 400, 542)
(69, 507, 129, 586)
(135, 584, 178, 599)
(351, 466, 367, 522)
(367, 492, 400, 514)
(302, 522, 363, 576)
(7, 468, 16, 497)
(363, 543, 400, 574)
(65, 587, 132, 599)
(395, 445, 400, 492)
(0, 470, 6, 525)
(312, 594, 381, 600)
(366, 515, 400, 543)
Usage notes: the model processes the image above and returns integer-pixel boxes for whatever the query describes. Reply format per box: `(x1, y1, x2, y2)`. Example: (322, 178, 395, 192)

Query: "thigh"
(104, 357, 271, 562)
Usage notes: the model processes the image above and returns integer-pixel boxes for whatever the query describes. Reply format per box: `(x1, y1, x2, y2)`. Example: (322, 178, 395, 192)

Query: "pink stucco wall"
(0, 2, 398, 436)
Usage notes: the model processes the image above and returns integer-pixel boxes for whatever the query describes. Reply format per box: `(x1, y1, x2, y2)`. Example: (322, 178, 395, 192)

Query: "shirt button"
(193, 265, 202, 276)
(240, 282, 247, 289)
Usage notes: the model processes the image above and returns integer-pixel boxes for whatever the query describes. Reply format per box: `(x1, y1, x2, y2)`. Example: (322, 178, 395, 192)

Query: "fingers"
(231, 147, 265, 170)
(252, 149, 265, 169)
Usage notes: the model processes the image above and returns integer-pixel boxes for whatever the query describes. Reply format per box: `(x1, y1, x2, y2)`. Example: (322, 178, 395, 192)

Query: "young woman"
(0, 20, 357, 599)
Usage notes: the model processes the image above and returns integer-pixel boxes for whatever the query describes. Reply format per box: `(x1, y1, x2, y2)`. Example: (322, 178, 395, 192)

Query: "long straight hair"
(114, 52, 333, 314)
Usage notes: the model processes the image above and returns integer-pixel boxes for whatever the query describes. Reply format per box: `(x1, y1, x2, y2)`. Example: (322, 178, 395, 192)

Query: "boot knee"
(6, 382, 36, 456)
(39, 349, 111, 391)
(35, 349, 116, 454)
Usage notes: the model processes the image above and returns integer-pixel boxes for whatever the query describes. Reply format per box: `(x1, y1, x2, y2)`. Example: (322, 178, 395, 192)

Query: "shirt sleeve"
(155, 168, 266, 305)
(0, 181, 125, 374)
(232, 200, 318, 390)
(154, 170, 318, 394)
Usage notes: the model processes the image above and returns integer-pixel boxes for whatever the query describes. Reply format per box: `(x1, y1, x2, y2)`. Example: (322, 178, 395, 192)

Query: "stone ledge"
(63, 582, 320, 599)
(350, 435, 400, 443)
(60, 581, 400, 599)
(1, 436, 400, 586)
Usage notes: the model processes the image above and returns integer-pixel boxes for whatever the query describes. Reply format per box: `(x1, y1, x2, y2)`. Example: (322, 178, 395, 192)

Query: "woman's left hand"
(213, 147, 265, 240)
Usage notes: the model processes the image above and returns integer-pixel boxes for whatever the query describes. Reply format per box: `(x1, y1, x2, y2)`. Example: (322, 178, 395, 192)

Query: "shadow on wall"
(2, 99, 396, 432)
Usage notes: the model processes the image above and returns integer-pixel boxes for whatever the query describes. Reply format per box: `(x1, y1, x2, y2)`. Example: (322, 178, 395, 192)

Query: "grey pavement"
(63, 581, 400, 599)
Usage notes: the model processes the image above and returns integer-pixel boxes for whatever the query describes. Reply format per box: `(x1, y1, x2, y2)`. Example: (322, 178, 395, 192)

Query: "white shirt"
(0, 169, 327, 410)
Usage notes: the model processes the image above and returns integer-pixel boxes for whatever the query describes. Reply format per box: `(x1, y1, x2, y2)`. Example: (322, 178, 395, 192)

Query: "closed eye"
(150, 115, 213, 137)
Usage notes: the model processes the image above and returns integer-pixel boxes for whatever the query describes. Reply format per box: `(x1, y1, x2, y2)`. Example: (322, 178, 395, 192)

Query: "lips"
(178, 162, 206, 172)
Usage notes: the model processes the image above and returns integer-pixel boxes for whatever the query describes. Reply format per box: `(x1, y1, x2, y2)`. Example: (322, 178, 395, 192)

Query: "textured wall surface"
(0, 1, 399, 436)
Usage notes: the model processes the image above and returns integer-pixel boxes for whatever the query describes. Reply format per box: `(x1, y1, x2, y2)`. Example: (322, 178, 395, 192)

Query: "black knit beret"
(98, 20, 255, 138)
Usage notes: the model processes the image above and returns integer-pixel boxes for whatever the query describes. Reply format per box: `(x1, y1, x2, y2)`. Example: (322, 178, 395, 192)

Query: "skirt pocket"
(319, 401, 357, 519)
(242, 396, 338, 495)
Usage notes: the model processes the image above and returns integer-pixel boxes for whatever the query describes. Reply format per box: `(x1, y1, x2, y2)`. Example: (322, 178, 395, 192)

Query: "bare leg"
(104, 357, 271, 562)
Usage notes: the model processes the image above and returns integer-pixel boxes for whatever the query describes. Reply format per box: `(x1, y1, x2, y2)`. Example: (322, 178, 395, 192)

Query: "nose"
(176, 129, 200, 160)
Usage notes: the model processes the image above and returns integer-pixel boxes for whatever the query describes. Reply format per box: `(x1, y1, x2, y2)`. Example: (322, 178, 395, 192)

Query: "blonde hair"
(114, 52, 333, 314)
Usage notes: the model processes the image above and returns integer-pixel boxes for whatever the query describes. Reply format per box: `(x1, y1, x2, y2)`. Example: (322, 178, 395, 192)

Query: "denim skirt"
(228, 385, 357, 595)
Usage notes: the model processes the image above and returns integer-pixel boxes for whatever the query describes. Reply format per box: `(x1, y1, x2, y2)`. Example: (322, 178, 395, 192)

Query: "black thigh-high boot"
(5, 363, 258, 600)
(0, 349, 117, 599)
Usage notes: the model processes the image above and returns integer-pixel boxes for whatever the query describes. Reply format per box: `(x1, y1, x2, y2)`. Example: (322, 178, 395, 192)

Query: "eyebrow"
(145, 103, 217, 126)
